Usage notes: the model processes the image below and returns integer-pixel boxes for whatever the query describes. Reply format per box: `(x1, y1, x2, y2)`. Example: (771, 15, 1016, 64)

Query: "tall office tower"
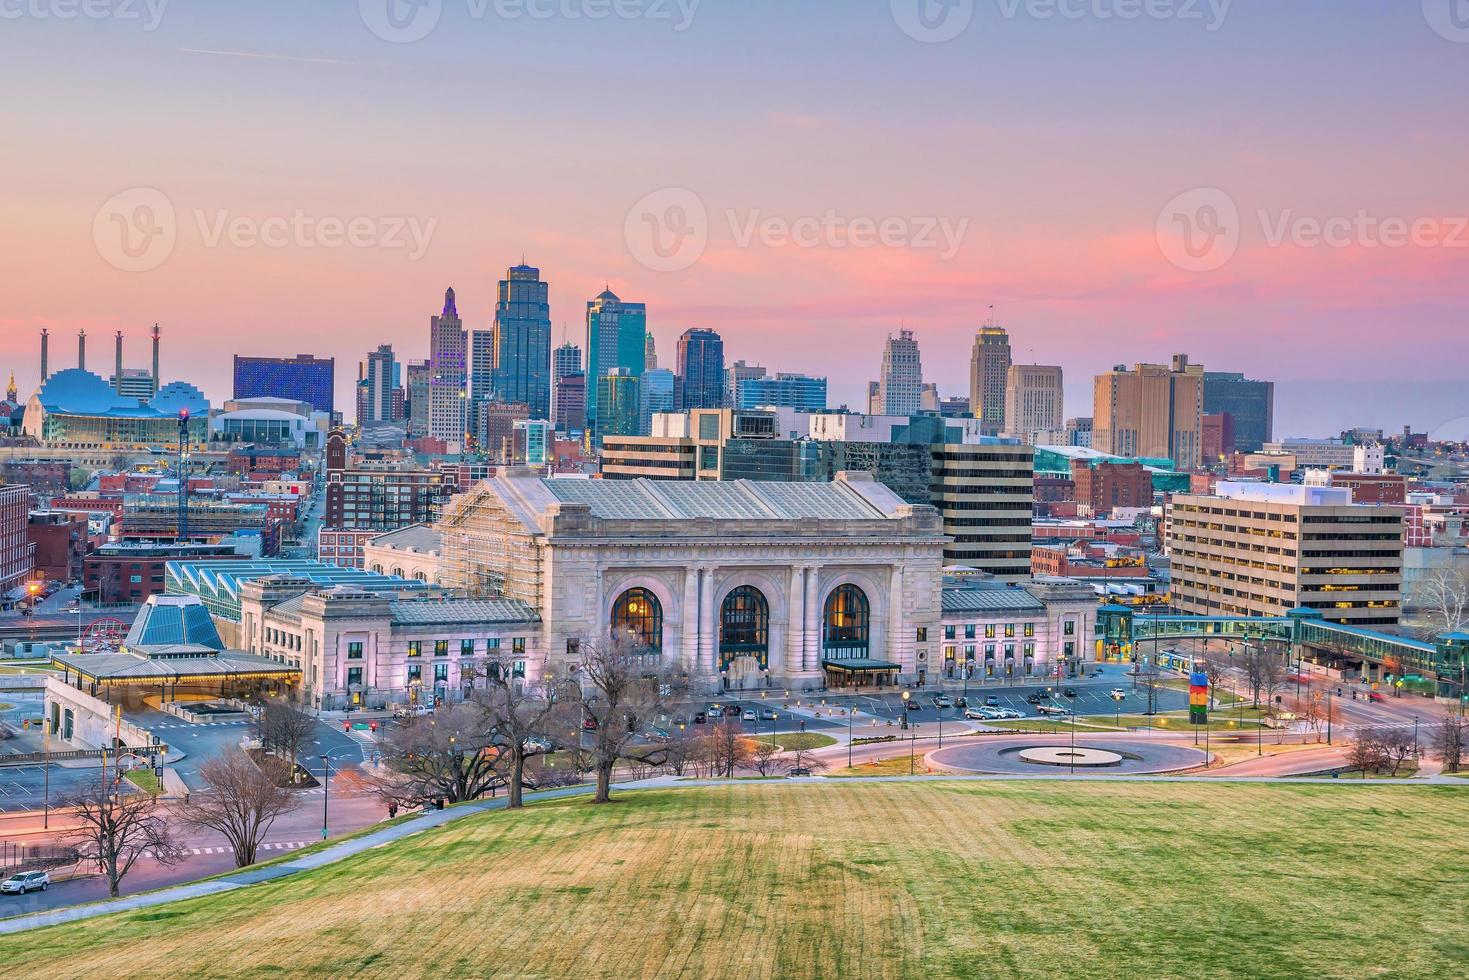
(969, 325, 1012, 435)
(553, 371, 586, 433)
(1169, 483, 1404, 626)
(1092, 354, 1205, 469)
(638, 368, 677, 435)
(428, 288, 468, 443)
(1203, 371, 1275, 453)
(551, 342, 582, 431)
(931, 436, 1035, 583)
(645, 333, 658, 371)
(1065, 417, 1093, 448)
(736, 373, 827, 412)
(492, 264, 553, 420)
(597, 368, 642, 440)
(232, 353, 336, 414)
(469, 330, 496, 402)
(1003, 364, 1064, 444)
(726, 359, 767, 408)
(676, 327, 725, 410)
(585, 290, 647, 434)
(874, 328, 923, 416)
(360, 344, 398, 425)
(406, 360, 430, 437)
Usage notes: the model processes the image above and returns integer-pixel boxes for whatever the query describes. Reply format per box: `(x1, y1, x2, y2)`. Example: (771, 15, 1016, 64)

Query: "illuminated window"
(611, 588, 663, 652)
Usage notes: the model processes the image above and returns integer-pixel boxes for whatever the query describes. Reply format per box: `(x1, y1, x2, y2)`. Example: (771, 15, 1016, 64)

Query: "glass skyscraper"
(585, 290, 647, 437)
(232, 353, 335, 414)
(492, 264, 553, 420)
(1203, 372, 1275, 453)
(676, 327, 725, 410)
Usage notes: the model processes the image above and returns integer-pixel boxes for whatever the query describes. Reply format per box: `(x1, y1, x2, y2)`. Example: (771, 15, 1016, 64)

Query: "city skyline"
(3, 4, 1466, 437)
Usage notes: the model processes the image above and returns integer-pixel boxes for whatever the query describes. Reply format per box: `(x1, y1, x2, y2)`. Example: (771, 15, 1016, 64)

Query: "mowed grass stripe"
(5, 782, 1466, 979)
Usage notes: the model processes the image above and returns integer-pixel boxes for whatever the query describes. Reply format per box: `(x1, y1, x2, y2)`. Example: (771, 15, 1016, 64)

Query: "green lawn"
(122, 769, 160, 794)
(4, 781, 1465, 978)
(750, 732, 838, 751)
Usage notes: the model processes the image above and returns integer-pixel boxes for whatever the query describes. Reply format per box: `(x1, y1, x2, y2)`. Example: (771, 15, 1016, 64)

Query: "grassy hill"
(8, 781, 1466, 978)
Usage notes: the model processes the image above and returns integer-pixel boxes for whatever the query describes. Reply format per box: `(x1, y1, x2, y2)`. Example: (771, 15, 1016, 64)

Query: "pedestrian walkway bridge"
(1096, 605, 1467, 700)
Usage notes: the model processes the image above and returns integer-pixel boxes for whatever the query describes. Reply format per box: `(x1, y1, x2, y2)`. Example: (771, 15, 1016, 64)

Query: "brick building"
(1329, 472, 1407, 505)
(0, 484, 36, 594)
(27, 510, 89, 583)
(1070, 460, 1153, 518)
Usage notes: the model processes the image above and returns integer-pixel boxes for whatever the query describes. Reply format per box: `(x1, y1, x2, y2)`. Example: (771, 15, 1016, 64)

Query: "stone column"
(888, 565, 905, 675)
(699, 567, 717, 678)
(681, 568, 701, 674)
(786, 565, 805, 678)
(804, 566, 820, 672)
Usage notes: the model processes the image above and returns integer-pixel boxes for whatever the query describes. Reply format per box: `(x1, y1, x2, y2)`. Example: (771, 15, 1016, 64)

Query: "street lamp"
(909, 722, 919, 775)
(900, 689, 910, 730)
(319, 753, 330, 840)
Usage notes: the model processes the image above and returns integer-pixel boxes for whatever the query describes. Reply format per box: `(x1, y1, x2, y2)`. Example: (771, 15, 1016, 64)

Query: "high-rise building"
(360, 345, 400, 425)
(676, 327, 725, 411)
(553, 372, 586, 433)
(645, 333, 658, 371)
(596, 368, 641, 440)
(406, 360, 430, 438)
(471, 399, 530, 462)
(874, 329, 923, 416)
(931, 437, 1034, 582)
(736, 373, 828, 412)
(0, 484, 34, 595)
(492, 264, 553, 421)
(515, 418, 553, 467)
(1003, 364, 1063, 444)
(1092, 354, 1204, 470)
(233, 354, 335, 414)
(109, 368, 158, 404)
(1065, 417, 1093, 448)
(1203, 372, 1275, 453)
(1169, 482, 1404, 627)
(637, 368, 676, 435)
(469, 330, 496, 402)
(551, 342, 582, 432)
(969, 325, 1012, 434)
(726, 360, 767, 408)
(585, 290, 647, 435)
(428, 288, 468, 444)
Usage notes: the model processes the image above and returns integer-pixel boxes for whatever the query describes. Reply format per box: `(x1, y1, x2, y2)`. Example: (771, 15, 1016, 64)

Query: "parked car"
(1037, 704, 1073, 717)
(582, 716, 598, 731)
(1109, 688, 1128, 699)
(692, 711, 708, 724)
(904, 698, 922, 711)
(965, 707, 1000, 720)
(953, 696, 968, 709)
(985, 695, 1000, 707)
(742, 709, 757, 722)
(1025, 692, 1047, 705)
(932, 694, 953, 709)
(643, 727, 672, 742)
(993, 708, 1024, 720)
(724, 704, 744, 717)
(759, 708, 777, 721)
(392, 704, 433, 719)
(1062, 688, 1078, 699)
(1, 871, 49, 895)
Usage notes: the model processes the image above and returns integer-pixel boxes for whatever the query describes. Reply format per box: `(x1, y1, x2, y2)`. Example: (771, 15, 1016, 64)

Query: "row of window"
(400, 637, 527, 658)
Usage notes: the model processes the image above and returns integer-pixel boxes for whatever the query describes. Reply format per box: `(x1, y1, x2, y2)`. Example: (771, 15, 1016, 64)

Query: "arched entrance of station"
(719, 585, 769, 691)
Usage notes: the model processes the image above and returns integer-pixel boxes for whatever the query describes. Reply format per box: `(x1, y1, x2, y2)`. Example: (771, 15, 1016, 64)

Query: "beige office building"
(1003, 364, 1063, 445)
(969, 326, 1012, 435)
(1093, 354, 1204, 469)
(1169, 482, 1404, 627)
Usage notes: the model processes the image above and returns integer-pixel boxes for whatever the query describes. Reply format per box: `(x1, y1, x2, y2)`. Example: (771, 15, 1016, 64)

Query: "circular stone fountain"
(1016, 746, 1124, 768)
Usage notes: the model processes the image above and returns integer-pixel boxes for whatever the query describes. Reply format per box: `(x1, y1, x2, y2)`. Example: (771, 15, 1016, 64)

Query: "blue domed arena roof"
(151, 381, 210, 417)
(37, 369, 145, 415)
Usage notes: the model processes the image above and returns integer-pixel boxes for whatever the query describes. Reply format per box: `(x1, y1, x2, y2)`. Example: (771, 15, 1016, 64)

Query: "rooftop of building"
(368, 524, 442, 554)
(32, 369, 209, 419)
(123, 594, 226, 653)
(535, 472, 903, 521)
(167, 559, 434, 602)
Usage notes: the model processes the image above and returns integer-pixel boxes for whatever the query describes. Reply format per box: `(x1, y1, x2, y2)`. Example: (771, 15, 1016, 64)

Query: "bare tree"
(376, 701, 499, 807)
(788, 744, 831, 775)
(562, 635, 684, 803)
(1201, 651, 1231, 708)
(1409, 565, 1469, 640)
(1241, 644, 1287, 709)
(1301, 692, 1327, 742)
(178, 747, 301, 867)
(255, 697, 317, 783)
(1432, 710, 1466, 773)
(1346, 727, 1388, 777)
(1380, 727, 1417, 777)
(749, 739, 788, 777)
(476, 658, 567, 809)
(706, 718, 757, 778)
(62, 775, 187, 897)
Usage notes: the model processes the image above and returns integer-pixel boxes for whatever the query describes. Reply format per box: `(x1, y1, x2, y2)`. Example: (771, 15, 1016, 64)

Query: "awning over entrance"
(823, 658, 901, 674)
(50, 650, 301, 686)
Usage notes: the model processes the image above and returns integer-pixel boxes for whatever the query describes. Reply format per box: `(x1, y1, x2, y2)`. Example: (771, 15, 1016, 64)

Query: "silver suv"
(1, 871, 50, 894)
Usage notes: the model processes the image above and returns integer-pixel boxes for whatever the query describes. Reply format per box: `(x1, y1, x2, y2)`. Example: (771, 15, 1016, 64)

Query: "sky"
(2, 0, 1467, 439)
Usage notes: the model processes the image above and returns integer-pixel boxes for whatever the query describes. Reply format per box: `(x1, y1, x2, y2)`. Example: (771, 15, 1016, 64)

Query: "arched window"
(823, 584, 870, 654)
(720, 586, 769, 668)
(611, 588, 663, 652)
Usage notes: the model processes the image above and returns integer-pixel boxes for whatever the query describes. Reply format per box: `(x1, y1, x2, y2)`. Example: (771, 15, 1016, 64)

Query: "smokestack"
(152, 323, 161, 395)
(40, 329, 49, 383)
(78, 329, 86, 372)
(115, 331, 124, 394)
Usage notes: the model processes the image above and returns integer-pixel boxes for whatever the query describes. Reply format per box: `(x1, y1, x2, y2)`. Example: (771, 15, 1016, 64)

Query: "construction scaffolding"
(438, 482, 543, 607)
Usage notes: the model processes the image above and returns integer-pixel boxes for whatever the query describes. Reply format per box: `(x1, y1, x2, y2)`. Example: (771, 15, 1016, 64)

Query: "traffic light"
(369, 721, 378, 733)
(343, 721, 350, 733)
